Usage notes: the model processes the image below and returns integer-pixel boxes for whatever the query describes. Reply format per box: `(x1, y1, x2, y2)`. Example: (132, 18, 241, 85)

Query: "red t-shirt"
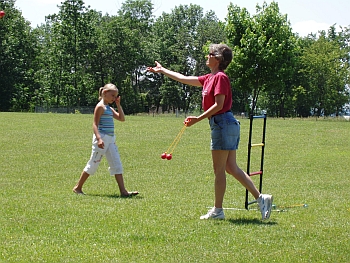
(198, 71, 232, 114)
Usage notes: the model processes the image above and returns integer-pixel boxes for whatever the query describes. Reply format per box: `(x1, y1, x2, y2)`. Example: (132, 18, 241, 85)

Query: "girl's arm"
(93, 103, 105, 148)
(112, 96, 125, 122)
(147, 61, 202, 87)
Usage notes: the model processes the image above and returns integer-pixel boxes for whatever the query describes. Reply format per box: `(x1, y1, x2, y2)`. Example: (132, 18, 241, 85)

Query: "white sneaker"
(257, 194, 273, 220)
(200, 207, 225, 220)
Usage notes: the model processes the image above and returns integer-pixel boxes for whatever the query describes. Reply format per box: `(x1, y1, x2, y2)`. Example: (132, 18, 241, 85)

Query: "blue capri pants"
(209, 111, 240, 150)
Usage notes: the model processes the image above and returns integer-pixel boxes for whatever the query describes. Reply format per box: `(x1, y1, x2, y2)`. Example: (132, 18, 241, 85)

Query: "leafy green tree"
(2, 0, 348, 117)
(38, 0, 100, 110)
(0, 0, 39, 111)
(299, 32, 349, 116)
(225, 2, 297, 116)
(150, 4, 225, 113)
(116, 0, 154, 114)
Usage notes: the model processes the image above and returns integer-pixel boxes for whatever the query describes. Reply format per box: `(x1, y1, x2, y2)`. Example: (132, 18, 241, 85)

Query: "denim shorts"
(209, 111, 240, 150)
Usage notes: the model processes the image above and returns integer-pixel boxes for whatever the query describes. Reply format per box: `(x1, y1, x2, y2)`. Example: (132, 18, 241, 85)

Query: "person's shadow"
(227, 218, 277, 225)
(87, 193, 143, 199)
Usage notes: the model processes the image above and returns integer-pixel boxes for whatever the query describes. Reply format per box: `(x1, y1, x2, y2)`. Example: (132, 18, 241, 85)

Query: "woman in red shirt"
(147, 44, 272, 220)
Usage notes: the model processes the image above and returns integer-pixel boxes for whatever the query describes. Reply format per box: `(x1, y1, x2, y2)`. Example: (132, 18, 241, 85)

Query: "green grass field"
(1, 112, 349, 262)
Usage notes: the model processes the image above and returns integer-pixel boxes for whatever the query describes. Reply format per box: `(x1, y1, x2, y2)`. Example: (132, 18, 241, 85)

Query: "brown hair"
(209, 44, 233, 70)
(98, 83, 118, 101)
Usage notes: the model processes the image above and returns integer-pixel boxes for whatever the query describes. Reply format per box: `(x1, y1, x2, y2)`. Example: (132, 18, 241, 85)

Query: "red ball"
(161, 153, 167, 159)
(0, 11, 5, 18)
(166, 153, 172, 160)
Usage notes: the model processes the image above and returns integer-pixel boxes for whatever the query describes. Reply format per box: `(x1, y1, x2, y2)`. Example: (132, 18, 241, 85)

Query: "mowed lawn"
(0, 112, 349, 263)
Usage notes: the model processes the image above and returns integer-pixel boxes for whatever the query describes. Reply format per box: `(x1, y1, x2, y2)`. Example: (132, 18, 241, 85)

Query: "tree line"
(0, 0, 349, 117)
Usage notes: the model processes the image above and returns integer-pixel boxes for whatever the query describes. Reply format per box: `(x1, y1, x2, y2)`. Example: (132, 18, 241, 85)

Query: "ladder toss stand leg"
(245, 114, 267, 210)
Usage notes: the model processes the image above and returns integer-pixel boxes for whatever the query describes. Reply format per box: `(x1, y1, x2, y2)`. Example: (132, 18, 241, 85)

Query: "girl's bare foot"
(121, 191, 139, 197)
(73, 187, 85, 195)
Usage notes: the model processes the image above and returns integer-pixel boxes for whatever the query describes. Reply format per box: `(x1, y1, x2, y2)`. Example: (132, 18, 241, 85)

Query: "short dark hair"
(209, 44, 233, 70)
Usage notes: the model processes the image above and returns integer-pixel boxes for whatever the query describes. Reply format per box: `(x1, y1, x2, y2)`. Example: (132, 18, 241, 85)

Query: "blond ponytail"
(98, 87, 104, 101)
(98, 83, 118, 101)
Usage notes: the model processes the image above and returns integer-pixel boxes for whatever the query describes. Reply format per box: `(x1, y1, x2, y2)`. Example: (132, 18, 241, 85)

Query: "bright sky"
(14, 0, 350, 37)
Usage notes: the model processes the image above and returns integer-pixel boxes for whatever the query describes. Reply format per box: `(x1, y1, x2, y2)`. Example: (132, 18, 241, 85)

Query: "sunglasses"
(208, 52, 216, 57)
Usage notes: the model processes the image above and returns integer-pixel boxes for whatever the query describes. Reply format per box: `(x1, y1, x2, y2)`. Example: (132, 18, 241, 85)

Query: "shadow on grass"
(226, 218, 277, 225)
(87, 193, 143, 199)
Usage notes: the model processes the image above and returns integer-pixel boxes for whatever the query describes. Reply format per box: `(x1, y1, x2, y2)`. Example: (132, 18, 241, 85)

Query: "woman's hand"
(184, 116, 199, 127)
(147, 61, 163, 73)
